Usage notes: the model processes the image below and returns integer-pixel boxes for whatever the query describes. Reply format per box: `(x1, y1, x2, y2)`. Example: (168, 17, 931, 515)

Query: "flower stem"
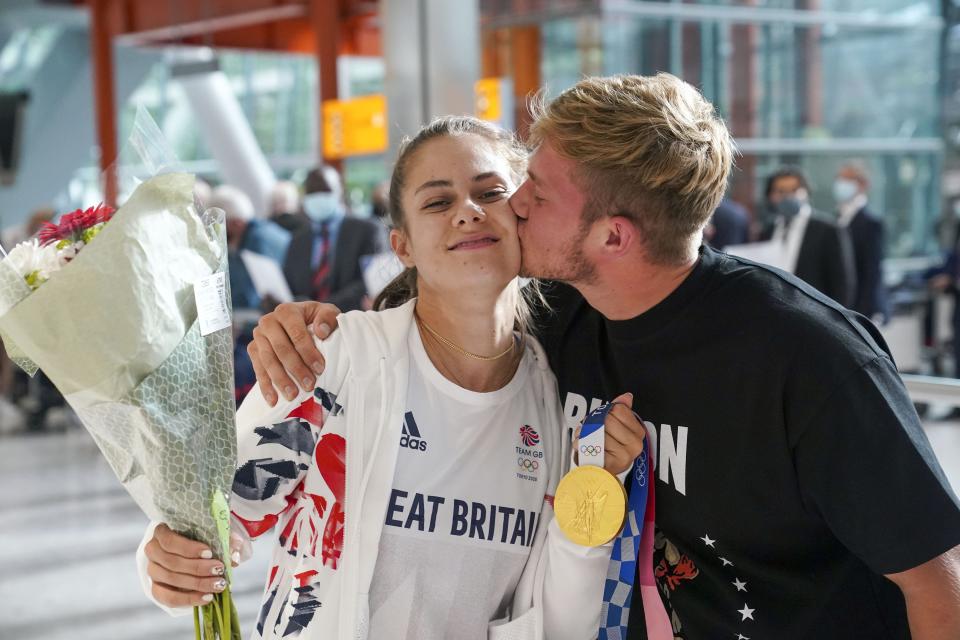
(222, 588, 231, 639)
(203, 602, 215, 639)
(230, 595, 242, 640)
(211, 594, 223, 635)
(194, 606, 201, 640)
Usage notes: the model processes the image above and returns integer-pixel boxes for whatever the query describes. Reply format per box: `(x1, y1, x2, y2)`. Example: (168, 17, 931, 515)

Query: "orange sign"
(475, 78, 502, 123)
(322, 94, 388, 159)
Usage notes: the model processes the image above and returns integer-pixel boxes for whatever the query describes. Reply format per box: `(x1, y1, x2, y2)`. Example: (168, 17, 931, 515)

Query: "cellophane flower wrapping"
(0, 111, 240, 637)
(0, 170, 237, 554)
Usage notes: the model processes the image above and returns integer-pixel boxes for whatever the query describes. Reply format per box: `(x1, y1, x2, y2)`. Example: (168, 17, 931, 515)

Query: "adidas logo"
(401, 412, 427, 452)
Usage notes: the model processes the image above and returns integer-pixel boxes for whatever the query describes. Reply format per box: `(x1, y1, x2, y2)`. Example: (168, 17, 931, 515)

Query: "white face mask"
(832, 178, 859, 204)
(302, 192, 342, 222)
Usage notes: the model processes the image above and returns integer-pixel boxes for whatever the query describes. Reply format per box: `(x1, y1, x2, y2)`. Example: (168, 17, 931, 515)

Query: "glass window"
(535, 7, 943, 258)
(0, 26, 63, 91)
(614, 0, 939, 13)
(542, 17, 603, 93)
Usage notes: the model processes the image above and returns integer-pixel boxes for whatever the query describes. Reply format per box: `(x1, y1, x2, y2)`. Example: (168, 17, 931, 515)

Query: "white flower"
(57, 240, 83, 265)
(4, 238, 62, 286)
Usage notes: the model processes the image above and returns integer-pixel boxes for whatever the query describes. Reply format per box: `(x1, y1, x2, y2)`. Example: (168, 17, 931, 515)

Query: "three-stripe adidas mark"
(400, 411, 427, 452)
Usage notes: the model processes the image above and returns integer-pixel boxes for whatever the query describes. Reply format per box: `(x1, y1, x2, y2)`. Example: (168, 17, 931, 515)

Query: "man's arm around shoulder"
(886, 543, 960, 639)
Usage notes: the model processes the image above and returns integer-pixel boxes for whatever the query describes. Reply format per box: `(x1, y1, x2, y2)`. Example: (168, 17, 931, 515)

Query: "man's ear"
(390, 228, 415, 268)
(601, 216, 636, 257)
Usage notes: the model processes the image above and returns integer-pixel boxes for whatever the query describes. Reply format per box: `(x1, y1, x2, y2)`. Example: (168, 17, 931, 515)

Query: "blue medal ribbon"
(579, 402, 652, 640)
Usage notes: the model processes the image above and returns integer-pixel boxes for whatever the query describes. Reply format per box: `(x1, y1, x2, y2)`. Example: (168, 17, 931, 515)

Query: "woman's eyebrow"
(414, 179, 452, 195)
(472, 172, 503, 183)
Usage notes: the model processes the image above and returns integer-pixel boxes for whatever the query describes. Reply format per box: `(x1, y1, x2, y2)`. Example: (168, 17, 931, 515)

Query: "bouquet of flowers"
(0, 112, 240, 640)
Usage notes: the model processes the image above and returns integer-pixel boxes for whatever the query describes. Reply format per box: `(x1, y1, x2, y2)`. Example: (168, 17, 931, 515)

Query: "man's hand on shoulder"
(247, 301, 341, 406)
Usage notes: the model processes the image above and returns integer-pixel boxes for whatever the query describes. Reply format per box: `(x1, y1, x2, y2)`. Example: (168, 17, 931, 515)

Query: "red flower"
(38, 204, 115, 246)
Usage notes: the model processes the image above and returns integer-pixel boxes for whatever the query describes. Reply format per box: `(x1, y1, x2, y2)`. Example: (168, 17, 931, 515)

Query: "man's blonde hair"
(529, 73, 734, 265)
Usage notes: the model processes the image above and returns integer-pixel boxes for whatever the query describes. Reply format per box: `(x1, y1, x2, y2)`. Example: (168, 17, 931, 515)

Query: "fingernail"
(200, 550, 213, 560)
(267, 393, 278, 406)
(212, 565, 224, 576)
(201, 593, 213, 603)
(231, 551, 240, 564)
(284, 386, 296, 400)
(213, 579, 227, 592)
(312, 361, 324, 375)
(301, 376, 314, 390)
(317, 323, 331, 338)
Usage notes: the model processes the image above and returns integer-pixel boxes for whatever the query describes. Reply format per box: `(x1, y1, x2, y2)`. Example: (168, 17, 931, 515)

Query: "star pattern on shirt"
(697, 534, 757, 631)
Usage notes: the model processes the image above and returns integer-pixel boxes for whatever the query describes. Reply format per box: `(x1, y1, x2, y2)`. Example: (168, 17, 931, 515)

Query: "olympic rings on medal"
(517, 457, 540, 471)
(580, 445, 602, 456)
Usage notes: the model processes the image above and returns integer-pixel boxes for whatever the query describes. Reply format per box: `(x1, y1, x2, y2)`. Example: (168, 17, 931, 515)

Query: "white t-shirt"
(368, 325, 552, 640)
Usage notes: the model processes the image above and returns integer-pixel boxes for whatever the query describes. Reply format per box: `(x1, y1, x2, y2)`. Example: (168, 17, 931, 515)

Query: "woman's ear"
(390, 228, 416, 268)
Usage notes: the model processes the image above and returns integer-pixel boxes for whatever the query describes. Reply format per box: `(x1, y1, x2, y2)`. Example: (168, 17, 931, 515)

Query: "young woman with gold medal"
(139, 116, 648, 640)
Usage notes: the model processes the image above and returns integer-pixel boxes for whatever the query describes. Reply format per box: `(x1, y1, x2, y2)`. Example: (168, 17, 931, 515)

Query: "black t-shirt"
(535, 246, 960, 639)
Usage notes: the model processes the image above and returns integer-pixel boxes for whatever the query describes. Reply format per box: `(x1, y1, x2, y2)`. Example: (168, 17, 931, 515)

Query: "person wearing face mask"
(761, 167, 856, 307)
(833, 162, 890, 324)
(269, 179, 308, 234)
(282, 164, 386, 311)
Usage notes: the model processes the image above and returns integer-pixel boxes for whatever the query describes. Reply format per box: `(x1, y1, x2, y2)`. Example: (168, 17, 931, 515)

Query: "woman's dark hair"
(372, 115, 544, 334)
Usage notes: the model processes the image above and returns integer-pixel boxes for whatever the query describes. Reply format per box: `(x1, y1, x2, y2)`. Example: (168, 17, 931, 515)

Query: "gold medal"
(554, 465, 627, 546)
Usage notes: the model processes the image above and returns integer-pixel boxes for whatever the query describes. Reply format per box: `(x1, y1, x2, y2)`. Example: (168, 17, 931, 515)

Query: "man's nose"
(509, 186, 528, 220)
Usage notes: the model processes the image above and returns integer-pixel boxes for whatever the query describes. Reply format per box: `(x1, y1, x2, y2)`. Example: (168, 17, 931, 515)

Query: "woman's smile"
(448, 234, 500, 251)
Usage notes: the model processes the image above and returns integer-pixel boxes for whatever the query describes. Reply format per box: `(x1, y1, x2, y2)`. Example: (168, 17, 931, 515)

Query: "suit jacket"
(794, 212, 856, 308)
(283, 216, 386, 311)
(847, 206, 889, 320)
(708, 198, 750, 250)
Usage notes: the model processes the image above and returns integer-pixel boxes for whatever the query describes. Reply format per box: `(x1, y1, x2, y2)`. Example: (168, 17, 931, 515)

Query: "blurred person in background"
(705, 196, 749, 250)
(2, 207, 54, 248)
(834, 161, 890, 324)
(213, 184, 291, 312)
(371, 179, 390, 223)
(214, 184, 292, 403)
(0, 342, 20, 434)
(2, 207, 63, 432)
(927, 210, 960, 379)
(282, 165, 385, 311)
(269, 179, 308, 234)
(762, 167, 855, 307)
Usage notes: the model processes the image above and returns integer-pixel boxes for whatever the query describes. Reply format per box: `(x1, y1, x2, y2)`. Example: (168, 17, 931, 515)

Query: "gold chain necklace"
(414, 311, 515, 361)
(418, 323, 520, 391)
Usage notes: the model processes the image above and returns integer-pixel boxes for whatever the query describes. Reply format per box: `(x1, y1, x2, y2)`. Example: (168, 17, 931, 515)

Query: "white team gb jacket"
(139, 298, 611, 640)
